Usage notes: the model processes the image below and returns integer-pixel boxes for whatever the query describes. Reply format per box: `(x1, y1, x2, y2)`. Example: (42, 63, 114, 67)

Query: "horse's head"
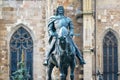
(58, 27, 68, 51)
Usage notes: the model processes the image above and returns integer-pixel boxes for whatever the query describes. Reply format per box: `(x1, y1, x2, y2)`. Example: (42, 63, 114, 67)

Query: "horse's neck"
(58, 43, 69, 55)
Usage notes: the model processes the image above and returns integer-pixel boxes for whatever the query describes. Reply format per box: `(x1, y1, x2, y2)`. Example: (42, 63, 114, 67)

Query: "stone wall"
(0, 0, 47, 80)
(96, 0, 120, 78)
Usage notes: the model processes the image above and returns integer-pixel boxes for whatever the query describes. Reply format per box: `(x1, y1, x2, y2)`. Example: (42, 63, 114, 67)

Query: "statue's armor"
(54, 16, 69, 33)
(48, 16, 73, 43)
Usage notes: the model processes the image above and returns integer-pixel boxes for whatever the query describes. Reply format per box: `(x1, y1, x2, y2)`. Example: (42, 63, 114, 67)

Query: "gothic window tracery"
(103, 31, 118, 80)
(10, 27, 33, 80)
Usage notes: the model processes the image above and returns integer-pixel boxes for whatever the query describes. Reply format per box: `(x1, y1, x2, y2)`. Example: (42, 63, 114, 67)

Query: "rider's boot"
(78, 56, 86, 65)
(43, 51, 50, 66)
(43, 58, 48, 66)
(43, 42, 56, 66)
(71, 40, 86, 65)
(76, 49, 86, 65)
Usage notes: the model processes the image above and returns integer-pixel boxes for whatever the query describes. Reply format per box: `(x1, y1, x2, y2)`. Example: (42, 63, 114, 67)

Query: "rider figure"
(43, 6, 85, 66)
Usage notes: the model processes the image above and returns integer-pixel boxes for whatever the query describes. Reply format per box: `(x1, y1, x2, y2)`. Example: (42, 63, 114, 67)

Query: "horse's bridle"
(57, 36, 69, 56)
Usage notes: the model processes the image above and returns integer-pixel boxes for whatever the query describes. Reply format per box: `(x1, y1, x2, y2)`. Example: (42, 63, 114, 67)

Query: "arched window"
(10, 27, 33, 80)
(103, 31, 118, 80)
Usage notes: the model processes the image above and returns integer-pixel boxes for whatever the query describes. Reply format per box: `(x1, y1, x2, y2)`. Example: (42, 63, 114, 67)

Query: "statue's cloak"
(48, 16, 57, 44)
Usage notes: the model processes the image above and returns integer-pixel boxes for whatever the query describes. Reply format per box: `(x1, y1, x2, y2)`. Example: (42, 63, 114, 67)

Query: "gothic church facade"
(0, 0, 120, 80)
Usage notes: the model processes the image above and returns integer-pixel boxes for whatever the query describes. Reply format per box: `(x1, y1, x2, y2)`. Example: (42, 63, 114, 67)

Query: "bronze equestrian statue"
(43, 6, 85, 80)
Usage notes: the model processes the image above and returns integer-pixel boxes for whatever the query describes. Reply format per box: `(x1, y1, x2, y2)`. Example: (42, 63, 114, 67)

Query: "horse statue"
(47, 27, 76, 80)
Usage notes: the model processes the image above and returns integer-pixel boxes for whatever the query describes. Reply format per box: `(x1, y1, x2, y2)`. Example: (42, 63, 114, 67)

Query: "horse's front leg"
(47, 63, 54, 80)
(64, 66, 68, 79)
(59, 63, 66, 80)
(60, 66, 69, 80)
(60, 73, 66, 80)
(70, 59, 75, 80)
